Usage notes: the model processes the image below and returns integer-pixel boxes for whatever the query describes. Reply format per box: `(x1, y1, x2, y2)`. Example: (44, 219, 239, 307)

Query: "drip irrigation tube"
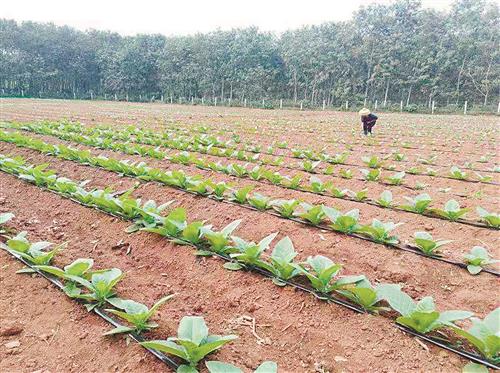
(0, 245, 179, 372)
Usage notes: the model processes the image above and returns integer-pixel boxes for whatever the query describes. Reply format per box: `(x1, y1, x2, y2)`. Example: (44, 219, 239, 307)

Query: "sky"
(2, 0, 457, 36)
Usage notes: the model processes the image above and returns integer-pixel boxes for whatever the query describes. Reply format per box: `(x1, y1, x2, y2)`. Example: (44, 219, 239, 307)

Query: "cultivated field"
(0, 98, 498, 373)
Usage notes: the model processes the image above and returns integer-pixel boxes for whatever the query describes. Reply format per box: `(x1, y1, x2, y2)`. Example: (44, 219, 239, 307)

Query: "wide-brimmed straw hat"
(359, 108, 370, 116)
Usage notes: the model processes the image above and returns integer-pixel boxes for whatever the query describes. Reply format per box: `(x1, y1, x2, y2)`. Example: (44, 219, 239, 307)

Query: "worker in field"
(359, 108, 378, 136)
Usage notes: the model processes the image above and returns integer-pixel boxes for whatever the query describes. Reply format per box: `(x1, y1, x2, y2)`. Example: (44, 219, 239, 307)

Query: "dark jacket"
(362, 113, 378, 125)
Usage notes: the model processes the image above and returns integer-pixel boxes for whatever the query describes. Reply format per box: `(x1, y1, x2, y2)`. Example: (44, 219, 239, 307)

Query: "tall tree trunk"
(455, 57, 466, 105)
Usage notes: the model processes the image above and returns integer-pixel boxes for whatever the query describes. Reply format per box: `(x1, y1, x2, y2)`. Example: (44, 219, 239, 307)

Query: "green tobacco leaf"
(206, 361, 242, 373)
(462, 362, 488, 373)
(103, 325, 136, 336)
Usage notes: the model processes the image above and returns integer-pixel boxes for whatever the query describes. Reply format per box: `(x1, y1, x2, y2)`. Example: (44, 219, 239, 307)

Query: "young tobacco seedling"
(5, 231, 63, 266)
(283, 174, 302, 189)
(360, 168, 381, 181)
(323, 207, 362, 234)
(210, 181, 232, 200)
(476, 207, 500, 228)
(463, 246, 499, 275)
(401, 193, 432, 214)
(362, 155, 383, 169)
(309, 176, 333, 193)
(0, 212, 14, 234)
(141, 316, 237, 370)
(203, 220, 242, 254)
(386, 171, 406, 185)
(451, 308, 500, 363)
(247, 193, 271, 210)
(294, 203, 325, 225)
(295, 255, 364, 294)
(376, 191, 393, 207)
(412, 232, 452, 256)
(301, 160, 321, 172)
(230, 186, 254, 204)
(358, 219, 402, 245)
(126, 200, 175, 233)
(270, 199, 300, 218)
(339, 169, 353, 179)
(449, 166, 468, 180)
(432, 199, 469, 221)
(227, 232, 278, 270)
(104, 294, 175, 335)
(351, 188, 368, 201)
(337, 277, 390, 313)
(65, 268, 124, 310)
(378, 284, 472, 334)
(205, 361, 277, 373)
(268, 236, 300, 285)
(143, 208, 188, 238)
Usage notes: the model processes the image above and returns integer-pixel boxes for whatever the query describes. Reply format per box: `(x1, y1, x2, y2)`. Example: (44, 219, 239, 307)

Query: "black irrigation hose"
(1, 129, 497, 232)
(0, 245, 179, 372)
(1, 164, 499, 370)
(394, 324, 500, 370)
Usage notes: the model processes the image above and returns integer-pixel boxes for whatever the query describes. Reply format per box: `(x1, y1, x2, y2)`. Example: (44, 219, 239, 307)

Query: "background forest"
(0, 0, 498, 111)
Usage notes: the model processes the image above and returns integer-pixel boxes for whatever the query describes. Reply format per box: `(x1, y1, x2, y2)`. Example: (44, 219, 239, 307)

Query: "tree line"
(0, 0, 498, 109)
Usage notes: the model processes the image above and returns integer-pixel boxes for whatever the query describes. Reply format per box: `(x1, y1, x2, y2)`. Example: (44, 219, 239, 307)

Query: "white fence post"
(90, 92, 93, 100)
(464, 100, 468, 115)
(160, 95, 164, 102)
(191, 96, 194, 105)
(201, 97, 204, 105)
(214, 97, 217, 106)
(244, 98, 247, 107)
(262, 99, 265, 108)
(170, 96, 173, 104)
(114, 93, 117, 101)
(104, 93, 107, 100)
(300, 101, 303, 110)
(345, 101, 348, 110)
(280, 99, 283, 109)
(400, 100, 403, 112)
(228, 98, 231, 106)
(322, 100, 326, 110)
(374, 100, 378, 110)
(497, 101, 500, 113)
(126, 93, 129, 102)
(431, 100, 435, 114)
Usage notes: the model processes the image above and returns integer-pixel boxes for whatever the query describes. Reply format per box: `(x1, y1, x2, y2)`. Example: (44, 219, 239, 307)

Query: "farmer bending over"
(359, 108, 378, 136)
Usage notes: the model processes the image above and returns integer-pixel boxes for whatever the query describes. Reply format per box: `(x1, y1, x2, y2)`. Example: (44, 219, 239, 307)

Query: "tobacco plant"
(203, 220, 242, 254)
(463, 246, 499, 275)
(358, 219, 402, 245)
(104, 295, 175, 334)
(476, 207, 500, 228)
(337, 278, 390, 313)
(0, 212, 14, 234)
(451, 308, 500, 363)
(228, 232, 278, 270)
(401, 193, 432, 214)
(5, 231, 63, 266)
(295, 203, 325, 225)
(376, 191, 393, 207)
(412, 232, 452, 256)
(432, 199, 469, 221)
(378, 284, 472, 334)
(141, 316, 237, 370)
(65, 268, 124, 309)
(267, 236, 300, 285)
(205, 361, 277, 373)
(323, 207, 361, 234)
(295, 255, 364, 294)
(361, 168, 381, 181)
(270, 199, 300, 218)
